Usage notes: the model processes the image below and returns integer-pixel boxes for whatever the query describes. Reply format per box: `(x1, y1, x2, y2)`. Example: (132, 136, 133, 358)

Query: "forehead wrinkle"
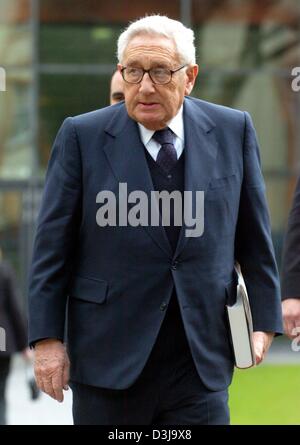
(126, 58, 172, 68)
(127, 43, 175, 54)
(124, 42, 178, 66)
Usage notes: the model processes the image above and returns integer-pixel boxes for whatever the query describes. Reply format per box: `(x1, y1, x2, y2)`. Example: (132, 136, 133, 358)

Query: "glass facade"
(0, 0, 33, 179)
(0, 0, 299, 294)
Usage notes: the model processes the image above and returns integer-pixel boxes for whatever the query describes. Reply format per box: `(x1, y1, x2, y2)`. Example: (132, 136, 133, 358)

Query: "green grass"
(229, 365, 300, 425)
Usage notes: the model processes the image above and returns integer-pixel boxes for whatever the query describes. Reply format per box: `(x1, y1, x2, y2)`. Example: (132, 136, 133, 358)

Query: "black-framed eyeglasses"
(121, 64, 187, 85)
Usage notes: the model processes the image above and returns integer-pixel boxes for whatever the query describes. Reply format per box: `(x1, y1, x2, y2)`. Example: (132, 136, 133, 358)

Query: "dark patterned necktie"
(152, 127, 177, 173)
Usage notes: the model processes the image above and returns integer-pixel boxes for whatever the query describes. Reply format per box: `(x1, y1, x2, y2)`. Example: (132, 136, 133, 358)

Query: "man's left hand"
(252, 331, 274, 365)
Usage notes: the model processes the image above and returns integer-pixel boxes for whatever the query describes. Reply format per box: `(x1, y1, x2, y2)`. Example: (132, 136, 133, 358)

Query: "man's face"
(110, 71, 125, 105)
(118, 34, 198, 130)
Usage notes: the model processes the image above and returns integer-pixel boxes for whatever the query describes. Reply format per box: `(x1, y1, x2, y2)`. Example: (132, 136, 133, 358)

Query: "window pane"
(0, 23, 32, 67)
(39, 73, 111, 170)
(0, 71, 33, 178)
(193, 0, 300, 70)
(40, 25, 122, 64)
(0, 4, 33, 179)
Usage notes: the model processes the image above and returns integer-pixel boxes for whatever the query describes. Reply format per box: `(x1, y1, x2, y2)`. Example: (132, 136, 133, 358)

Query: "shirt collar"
(138, 104, 184, 146)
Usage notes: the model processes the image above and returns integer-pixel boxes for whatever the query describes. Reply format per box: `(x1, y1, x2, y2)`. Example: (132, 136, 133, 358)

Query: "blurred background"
(0, 0, 300, 425)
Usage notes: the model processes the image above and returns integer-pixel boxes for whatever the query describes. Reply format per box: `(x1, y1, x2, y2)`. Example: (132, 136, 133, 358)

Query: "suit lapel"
(174, 98, 219, 258)
(103, 105, 173, 257)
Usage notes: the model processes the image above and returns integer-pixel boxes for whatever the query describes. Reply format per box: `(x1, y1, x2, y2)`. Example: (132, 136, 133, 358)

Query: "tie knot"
(153, 127, 174, 146)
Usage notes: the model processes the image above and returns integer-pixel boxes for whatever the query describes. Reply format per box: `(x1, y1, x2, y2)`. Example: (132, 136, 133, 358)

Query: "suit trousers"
(71, 291, 230, 425)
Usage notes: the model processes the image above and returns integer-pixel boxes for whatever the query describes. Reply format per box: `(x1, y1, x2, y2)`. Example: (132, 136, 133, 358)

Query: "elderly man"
(281, 176, 300, 338)
(110, 70, 125, 105)
(28, 15, 282, 425)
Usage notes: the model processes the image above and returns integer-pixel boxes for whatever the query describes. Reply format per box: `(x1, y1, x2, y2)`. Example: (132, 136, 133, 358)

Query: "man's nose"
(138, 72, 156, 94)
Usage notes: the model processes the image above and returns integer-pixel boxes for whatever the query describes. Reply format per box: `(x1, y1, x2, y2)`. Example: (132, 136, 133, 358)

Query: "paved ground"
(5, 336, 299, 425)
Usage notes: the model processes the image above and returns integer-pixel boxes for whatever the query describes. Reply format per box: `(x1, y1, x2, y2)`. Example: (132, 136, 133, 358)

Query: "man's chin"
(134, 113, 166, 130)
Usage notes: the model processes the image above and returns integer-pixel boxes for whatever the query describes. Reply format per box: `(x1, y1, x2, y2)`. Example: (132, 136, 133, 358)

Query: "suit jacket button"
(160, 302, 168, 311)
(171, 261, 178, 270)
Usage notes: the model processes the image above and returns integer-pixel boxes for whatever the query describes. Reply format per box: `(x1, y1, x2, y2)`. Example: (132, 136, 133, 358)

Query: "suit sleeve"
(234, 111, 283, 334)
(28, 117, 82, 346)
(281, 176, 300, 299)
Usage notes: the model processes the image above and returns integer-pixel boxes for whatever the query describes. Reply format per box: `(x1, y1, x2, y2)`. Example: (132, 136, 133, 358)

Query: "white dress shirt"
(137, 105, 184, 161)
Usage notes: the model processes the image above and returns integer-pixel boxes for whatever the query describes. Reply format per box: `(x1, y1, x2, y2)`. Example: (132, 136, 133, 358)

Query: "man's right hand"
(34, 338, 70, 402)
(282, 298, 300, 339)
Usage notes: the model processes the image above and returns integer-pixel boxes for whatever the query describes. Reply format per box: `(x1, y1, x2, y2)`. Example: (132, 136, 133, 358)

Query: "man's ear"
(117, 63, 123, 74)
(184, 65, 199, 95)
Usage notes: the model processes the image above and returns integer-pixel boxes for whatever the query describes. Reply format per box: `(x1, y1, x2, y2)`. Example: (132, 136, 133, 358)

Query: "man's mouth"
(138, 102, 160, 109)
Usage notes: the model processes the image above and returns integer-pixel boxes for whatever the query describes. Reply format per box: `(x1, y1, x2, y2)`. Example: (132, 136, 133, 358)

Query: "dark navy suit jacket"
(28, 97, 283, 391)
(281, 175, 300, 298)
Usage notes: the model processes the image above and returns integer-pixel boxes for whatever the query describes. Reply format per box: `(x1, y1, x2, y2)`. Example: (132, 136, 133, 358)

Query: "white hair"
(117, 15, 196, 65)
